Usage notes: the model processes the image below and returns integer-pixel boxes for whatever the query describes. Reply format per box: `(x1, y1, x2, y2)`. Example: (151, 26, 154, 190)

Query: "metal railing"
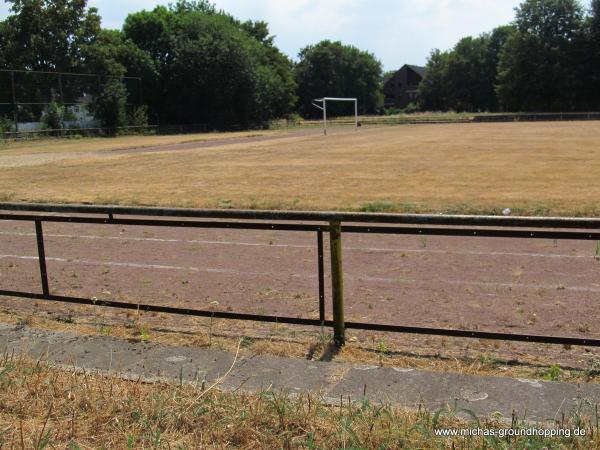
(2, 202, 600, 347)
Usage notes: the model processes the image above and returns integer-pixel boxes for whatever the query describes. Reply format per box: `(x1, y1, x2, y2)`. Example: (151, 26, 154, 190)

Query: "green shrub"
(401, 102, 419, 114)
(0, 116, 15, 138)
(129, 105, 149, 129)
(92, 79, 128, 135)
(41, 102, 65, 130)
(383, 106, 402, 116)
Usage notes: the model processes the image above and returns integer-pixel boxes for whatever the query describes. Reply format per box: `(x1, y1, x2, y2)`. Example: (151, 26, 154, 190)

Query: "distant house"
(383, 64, 426, 109)
(65, 93, 98, 128)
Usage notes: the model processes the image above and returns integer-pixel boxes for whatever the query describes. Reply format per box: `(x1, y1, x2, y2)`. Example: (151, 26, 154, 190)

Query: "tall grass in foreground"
(0, 356, 598, 449)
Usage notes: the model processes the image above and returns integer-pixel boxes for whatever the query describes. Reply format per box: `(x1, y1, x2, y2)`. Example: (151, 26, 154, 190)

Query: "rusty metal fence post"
(34, 220, 49, 297)
(329, 220, 345, 346)
(317, 230, 325, 324)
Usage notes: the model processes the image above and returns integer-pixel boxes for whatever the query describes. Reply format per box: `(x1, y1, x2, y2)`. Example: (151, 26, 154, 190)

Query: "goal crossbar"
(312, 97, 358, 135)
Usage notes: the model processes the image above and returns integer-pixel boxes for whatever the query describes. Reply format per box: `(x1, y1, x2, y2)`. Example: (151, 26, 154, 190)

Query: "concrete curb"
(1, 323, 599, 423)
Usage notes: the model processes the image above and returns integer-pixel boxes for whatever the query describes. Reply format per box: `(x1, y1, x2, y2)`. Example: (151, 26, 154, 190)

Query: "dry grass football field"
(1, 121, 600, 215)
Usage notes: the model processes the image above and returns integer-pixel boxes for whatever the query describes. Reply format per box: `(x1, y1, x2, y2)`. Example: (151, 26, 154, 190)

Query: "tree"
(91, 78, 128, 133)
(0, 0, 151, 126)
(0, 0, 101, 71)
(294, 40, 382, 118)
(482, 26, 515, 110)
(417, 26, 513, 112)
(81, 28, 157, 120)
(593, 0, 600, 41)
(446, 36, 492, 111)
(417, 49, 450, 111)
(496, 0, 585, 111)
(41, 102, 65, 130)
(582, 0, 600, 109)
(123, 2, 296, 127)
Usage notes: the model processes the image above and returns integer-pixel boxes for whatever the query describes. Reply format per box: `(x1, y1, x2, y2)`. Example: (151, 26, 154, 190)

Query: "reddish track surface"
(1, 215, 600, 366)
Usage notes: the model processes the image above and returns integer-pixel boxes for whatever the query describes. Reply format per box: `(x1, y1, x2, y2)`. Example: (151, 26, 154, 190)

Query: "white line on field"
(1, 253, 599, 293)
(0, 231, 304, 248)
(353, 275, 600, 293)
(0, 231, 593, 260)
(0, 254, 291, 278)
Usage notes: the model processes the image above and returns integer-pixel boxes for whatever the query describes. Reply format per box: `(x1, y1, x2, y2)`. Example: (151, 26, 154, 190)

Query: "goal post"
(312, 97, 358, 135)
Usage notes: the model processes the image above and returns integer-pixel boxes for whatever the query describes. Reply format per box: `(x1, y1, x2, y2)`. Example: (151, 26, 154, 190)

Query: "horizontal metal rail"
(342, 225, 600, 240)
(3, 202, 600, 229)
(344, 322, 600, 347)
(1, 202, 600, 348)
(0, 214, 328, 232)
(0, 290, 327, 327)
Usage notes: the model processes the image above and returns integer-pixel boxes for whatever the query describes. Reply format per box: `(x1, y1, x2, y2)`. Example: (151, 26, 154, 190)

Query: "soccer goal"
(312, 97, 358, 135)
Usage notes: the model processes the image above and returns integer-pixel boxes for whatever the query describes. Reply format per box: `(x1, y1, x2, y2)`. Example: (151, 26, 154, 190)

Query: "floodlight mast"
(311, 97, 358, 135)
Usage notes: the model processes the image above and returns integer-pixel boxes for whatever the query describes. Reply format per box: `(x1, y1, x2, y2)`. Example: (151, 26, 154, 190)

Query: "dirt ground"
(1, 214, 600, 370)
(1, 121, 600, 215)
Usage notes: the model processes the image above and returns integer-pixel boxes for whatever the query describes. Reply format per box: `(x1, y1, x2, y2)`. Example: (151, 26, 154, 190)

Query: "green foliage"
(0, 116, 15, 137)
(418, 49, 450, 111)
(295, 40, 383, 118)
(123, 2, 296, 128)
(2, 0, 599, 124)
(0, 0, 294, 129)
(419, 26, 514, 112)
(419, 0, 599, 113)
(0, 0, 101, 71)
(92, 79, 128, 134)
(496, 0, 585, 111)
(376, 340, 389, 365)
(41, 102, 65, 130)
(581, 0, 600, 109)
(129, 105, 149, 128)
(402, 102, 419, 114)
(538, 364, 563, 381)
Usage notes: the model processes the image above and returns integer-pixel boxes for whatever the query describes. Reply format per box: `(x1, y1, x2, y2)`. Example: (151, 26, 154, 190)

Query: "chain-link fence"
(0, 69, 142, 134)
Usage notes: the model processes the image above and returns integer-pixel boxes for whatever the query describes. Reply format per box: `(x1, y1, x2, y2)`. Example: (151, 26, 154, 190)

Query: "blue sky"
(0, 0, 593, 70)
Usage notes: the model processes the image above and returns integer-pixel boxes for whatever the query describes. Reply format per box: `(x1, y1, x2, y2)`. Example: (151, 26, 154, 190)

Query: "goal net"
(312, 97, 358, 135)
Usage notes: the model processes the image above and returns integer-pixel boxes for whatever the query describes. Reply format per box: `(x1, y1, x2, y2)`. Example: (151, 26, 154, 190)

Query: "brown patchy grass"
(1, 355, 599, 449)
(0, 130, 280, 155)
(1, 121, 600, 214)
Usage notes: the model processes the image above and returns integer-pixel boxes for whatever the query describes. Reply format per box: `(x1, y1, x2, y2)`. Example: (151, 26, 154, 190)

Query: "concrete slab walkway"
(1, 323, 599, 423)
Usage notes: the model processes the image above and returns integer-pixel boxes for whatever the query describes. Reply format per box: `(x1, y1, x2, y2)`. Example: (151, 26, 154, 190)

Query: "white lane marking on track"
(0, 231, 592, 259)
(353, 275, 600, 293)
(0, 254, 296, 278)
(2, 253, 599, 293)
(0, 231, 304, 249)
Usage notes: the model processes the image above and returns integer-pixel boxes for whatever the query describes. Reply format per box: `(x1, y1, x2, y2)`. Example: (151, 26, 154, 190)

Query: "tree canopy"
(418, 26, 514, 112)
(0, 0, 299, 128)
(1, 0, 600, 124)
(294, 41, 382, 118)
(418, 0, 599, 112)
(496, 0, 585, 111)
(122, 2, 297, 127)
(0, 0, 101, 72)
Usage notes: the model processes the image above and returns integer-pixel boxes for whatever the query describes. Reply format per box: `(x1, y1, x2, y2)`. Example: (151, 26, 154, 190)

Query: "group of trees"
(419, 0, 600, 112)
(1, 0, 600, 130)
(0, 0, 382, 129)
